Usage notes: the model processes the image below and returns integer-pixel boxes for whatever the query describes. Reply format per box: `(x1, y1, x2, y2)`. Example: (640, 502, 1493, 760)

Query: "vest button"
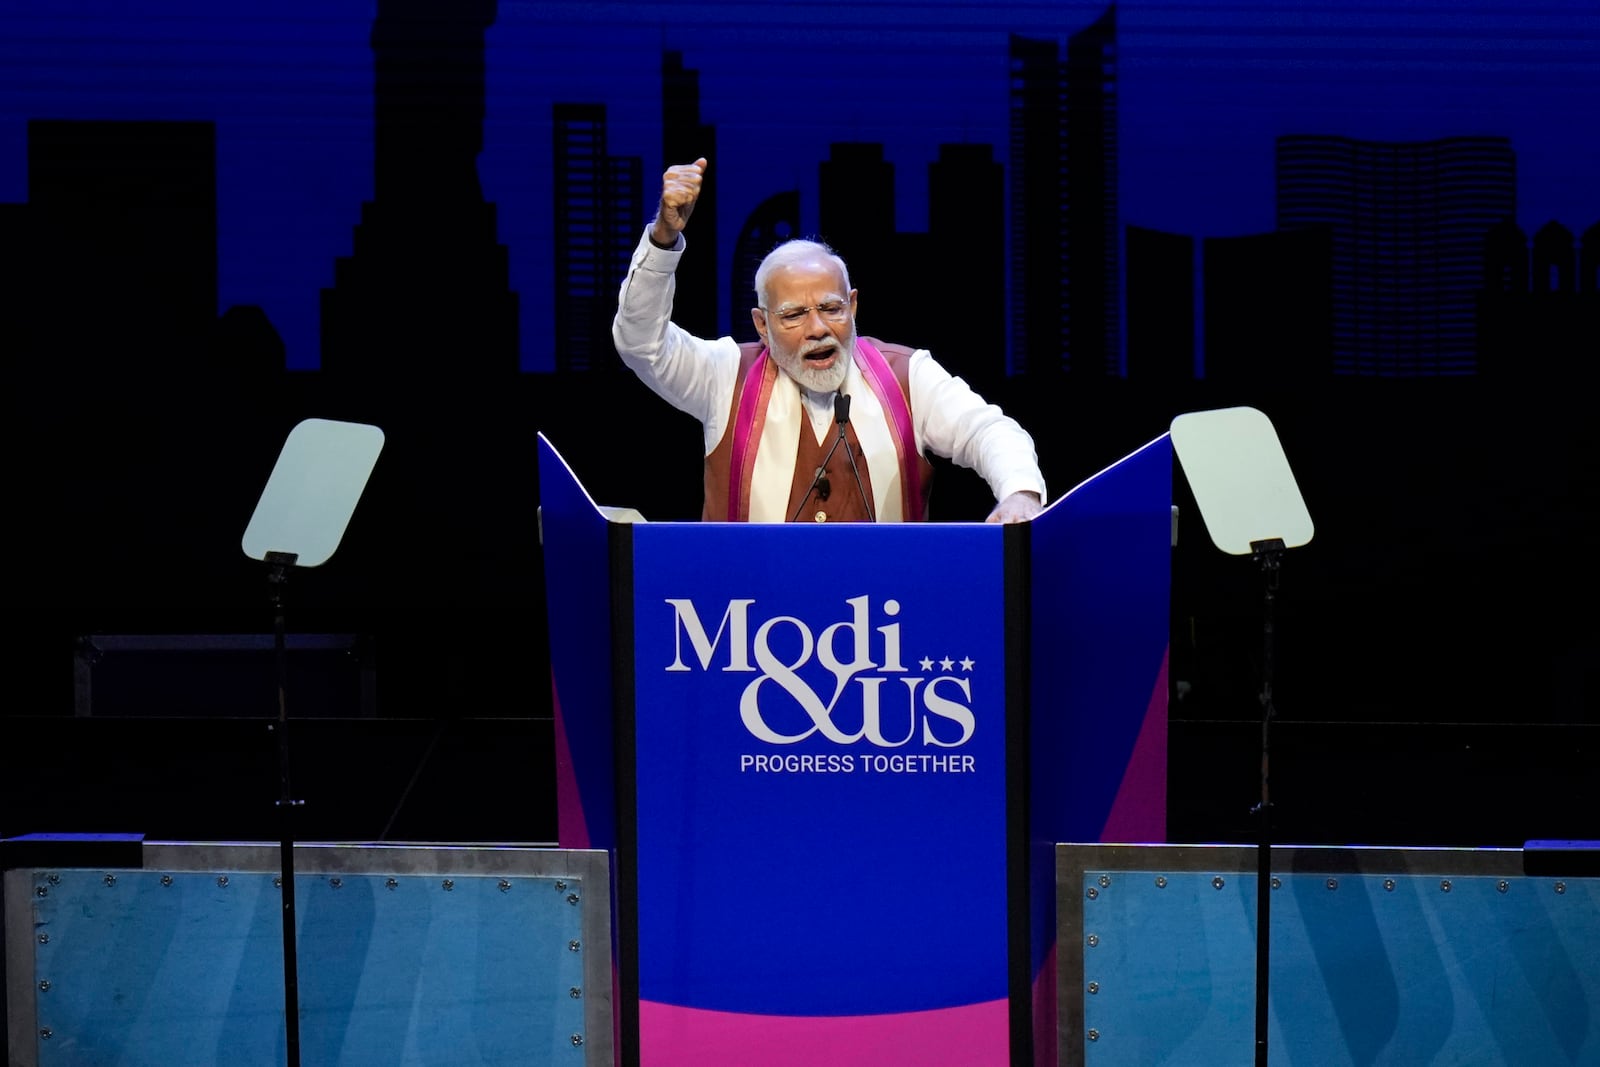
(814, 511, 828, 523)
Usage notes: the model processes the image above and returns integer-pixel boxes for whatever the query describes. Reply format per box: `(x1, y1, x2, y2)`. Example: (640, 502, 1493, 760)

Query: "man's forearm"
(613, 229, 681, 361)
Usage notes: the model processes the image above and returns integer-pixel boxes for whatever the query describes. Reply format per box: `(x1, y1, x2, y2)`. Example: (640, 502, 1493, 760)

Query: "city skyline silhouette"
(0, 0, 1595, 855)
(5, 1, 1597, 374)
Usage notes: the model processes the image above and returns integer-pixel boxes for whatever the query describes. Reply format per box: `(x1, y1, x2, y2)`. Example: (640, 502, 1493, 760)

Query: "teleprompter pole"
(1250, 537, 1284, 1067)
(266, 549, 304, 1067)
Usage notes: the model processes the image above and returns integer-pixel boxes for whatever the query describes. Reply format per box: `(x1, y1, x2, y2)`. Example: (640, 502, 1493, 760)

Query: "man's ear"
(750, 307, 769, 345)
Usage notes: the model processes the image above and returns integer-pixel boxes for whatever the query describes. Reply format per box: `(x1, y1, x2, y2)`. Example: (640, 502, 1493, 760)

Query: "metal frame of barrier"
(1057, 843, 1600, 1067)
(5, 840, 613, 1066)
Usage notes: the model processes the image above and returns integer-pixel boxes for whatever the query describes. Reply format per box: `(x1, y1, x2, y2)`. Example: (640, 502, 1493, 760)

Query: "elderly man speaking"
(613, 157, 1046, 524)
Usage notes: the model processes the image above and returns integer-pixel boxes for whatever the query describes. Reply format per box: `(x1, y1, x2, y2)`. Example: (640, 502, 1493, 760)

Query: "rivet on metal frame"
(1154, 876, 1167, 889)
(1212, 877, 1225, 890)
(160, 875, 174, 887)
(1383, 879, 1396, 892)
(568, 940, 582, 952)
(569, 987, 583, 999)
(1087, 982, 1100, 995)
(1326, 878, 1338, 891)
(1555, 882, 1567, 895)
(103, 874, 117, 888)
(273, 877, 282, 890)
(47, 873, 61, 885)
(386, 878, 399, 890)
(1270, 877, 1282, 890)
(1086, 934, 1100, 947)
(498, 879, 512, 892)
(571, 1034, 585, 1047)
(217, 876, 230, 889)
(39, 1028, 53, 1040)
(1497, 880, 1510, 893)
(567, 893, 580, 905)
(36, 885, 48, 898)
(1440, 880, 1452, 893)
(1098, 875, 1111, 888)
(38, 933, 50, 945)
(1086, 887, 1099, 900)
(1087, 1029, 1100, 1042)
(442, 879, 455, 892)
(555, 881, 567, 892)
(329, 877, 343, 890)
(38, 980, 51, 992)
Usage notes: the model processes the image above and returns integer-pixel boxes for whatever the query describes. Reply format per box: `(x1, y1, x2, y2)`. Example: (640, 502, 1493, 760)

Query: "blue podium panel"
(1026, 433, 1173, 1056)
(538, 437, 620, 857)
(5, 842, 613, 1067)
(1028, 434, 1172, 847)
(632, 521, 1011, 1060)
(1058, 844, 1600, 1066)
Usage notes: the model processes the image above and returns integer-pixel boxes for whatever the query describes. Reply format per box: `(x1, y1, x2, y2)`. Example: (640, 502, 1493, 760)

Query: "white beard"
(774, 330, 854, 393)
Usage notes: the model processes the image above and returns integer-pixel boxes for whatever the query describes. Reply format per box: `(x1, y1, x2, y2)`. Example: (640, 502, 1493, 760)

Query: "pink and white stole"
(725, 338, 924, 522)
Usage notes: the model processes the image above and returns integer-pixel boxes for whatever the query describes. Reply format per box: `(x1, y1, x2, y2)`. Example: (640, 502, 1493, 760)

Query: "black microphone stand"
(835, 394, 875, 522)
(789, 392, 861, 522)
(265, 549, 304, 1067)
(1249, 536, 1284, 1067)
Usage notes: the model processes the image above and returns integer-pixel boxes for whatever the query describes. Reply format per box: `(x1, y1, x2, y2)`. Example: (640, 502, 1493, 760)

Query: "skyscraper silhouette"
(820, 143, 896, 291)
(929, 143, 1007, 397)
(24, 119, 217, 373)
(1202, 227, 1332, 383)
(551, 103, 644, 374)
(321, 0, 518, 381)
(1008, 34, 1066, 377)
(1478, 217, 1600, 378)
(1009, 4, 1121, 377)
(819, 142, 932, 345)
(1277, 135, 1515, 376)
(1124, 224, 1194, 382)
(662, 51, 718, 338)
(1063, 5, 1120, 377)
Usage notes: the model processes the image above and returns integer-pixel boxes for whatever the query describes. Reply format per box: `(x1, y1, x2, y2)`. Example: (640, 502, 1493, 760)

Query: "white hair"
(753, 239, 853, 308)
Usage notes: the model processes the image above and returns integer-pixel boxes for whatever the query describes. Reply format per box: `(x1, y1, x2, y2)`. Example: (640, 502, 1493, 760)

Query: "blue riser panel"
(1077, 870, 1599, 1065)
(28, 870, 592, 1066)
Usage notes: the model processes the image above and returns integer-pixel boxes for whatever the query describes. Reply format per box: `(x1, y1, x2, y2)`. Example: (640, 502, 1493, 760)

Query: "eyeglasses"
(761, 300, 851, 330)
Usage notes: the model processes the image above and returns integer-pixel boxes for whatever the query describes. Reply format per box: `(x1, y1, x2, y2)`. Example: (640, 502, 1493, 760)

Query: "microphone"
(835, 392, 875, 522)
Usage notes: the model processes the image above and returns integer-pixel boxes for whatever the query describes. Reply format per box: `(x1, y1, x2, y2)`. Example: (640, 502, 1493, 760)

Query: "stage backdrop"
(0, 1, 1595, 852)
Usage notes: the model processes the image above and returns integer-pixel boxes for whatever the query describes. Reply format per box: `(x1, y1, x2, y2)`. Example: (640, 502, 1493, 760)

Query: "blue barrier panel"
(1058, 844, 1600, 1066)
(5, 842, 612, 1067)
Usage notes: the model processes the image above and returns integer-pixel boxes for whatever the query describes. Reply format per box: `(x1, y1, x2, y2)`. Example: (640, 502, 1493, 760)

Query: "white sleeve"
(612, 229, 740, 454)
(908, 350, 1048, 504)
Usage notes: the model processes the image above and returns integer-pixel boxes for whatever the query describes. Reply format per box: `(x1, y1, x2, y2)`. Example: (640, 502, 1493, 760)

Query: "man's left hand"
(985, 491, 1043, 524)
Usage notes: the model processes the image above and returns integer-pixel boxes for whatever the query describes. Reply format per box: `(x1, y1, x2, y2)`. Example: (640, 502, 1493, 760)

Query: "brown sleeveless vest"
(702, 337, 935, 522)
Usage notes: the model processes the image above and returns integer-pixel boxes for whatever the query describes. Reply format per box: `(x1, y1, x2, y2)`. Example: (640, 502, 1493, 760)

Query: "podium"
(538, 431, 1172, 1066)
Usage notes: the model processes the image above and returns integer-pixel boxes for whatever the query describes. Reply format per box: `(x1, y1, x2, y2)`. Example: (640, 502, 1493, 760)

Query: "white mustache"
(798, 338, 839, 358)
